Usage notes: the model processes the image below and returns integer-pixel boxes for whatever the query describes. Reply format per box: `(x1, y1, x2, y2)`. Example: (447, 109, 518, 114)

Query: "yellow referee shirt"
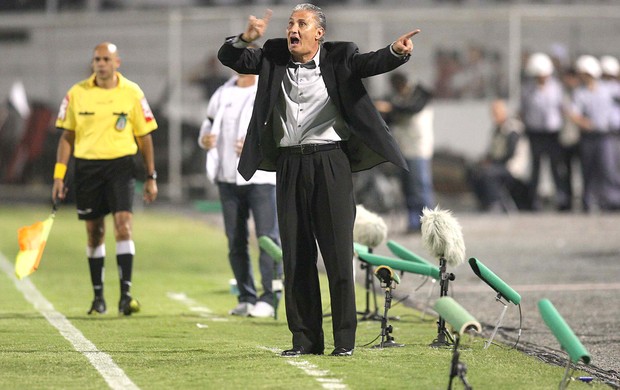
(55, 72, 158, 160)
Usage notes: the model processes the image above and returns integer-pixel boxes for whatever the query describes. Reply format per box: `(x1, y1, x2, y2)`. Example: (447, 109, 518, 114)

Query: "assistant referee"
(52, 42, 158, 316)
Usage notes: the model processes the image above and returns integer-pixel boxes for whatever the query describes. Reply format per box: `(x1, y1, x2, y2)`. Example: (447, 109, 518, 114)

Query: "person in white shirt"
(198, 73, 281, 318)
(520, 52, 571, 211)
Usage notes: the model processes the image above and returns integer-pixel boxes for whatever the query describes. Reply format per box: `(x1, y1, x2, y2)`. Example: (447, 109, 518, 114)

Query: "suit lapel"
(319, 45, 338, 102)
(269, 65, 287, 105)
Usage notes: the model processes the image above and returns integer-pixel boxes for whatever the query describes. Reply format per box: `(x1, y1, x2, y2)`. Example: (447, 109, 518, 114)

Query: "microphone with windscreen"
(421, 206, 466, 268)
(538, 299, 591, 390)
(354, 204, 387, 249)
(469, 257, 522, 349)
(358, 252, 440, 279)
(433, 296, 481, 336)
(433, 296, 480, 390)
(352, 204, 388, 322)
(538, 299, 590, 364)
(421, 206, 466, 347)
(469, 258, 520, 305)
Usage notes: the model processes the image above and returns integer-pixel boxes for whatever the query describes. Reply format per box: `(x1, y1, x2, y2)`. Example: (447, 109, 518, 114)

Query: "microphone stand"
(374, 277, 404, 349)
(448, 334, 472, 390)
(431, 257, 455, 347)
(484, 293, 508, 349)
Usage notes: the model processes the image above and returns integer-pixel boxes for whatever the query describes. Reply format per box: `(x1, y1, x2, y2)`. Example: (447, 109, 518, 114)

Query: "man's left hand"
(392, 29, 421, 56)
(143, 180, 158, 203)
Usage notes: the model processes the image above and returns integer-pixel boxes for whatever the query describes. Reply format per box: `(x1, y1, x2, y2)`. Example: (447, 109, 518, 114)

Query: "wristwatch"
(146, 171, 157, 181)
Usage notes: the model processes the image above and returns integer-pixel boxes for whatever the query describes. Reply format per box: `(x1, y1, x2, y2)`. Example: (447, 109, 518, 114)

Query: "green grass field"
(0, 205, 603, 389)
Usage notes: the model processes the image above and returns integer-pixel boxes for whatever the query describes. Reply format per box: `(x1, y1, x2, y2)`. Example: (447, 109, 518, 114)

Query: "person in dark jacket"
(218, 3, 418, 357)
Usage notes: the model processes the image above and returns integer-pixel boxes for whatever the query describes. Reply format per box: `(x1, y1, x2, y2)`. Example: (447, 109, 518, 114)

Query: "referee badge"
(115, 113, 127, 131)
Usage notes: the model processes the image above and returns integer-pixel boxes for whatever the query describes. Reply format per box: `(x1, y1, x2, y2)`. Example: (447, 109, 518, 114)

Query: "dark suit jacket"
(218, 37, 409, 181)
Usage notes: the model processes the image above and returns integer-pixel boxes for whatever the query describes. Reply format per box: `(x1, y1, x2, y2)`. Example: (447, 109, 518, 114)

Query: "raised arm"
(241, 9, 272, 43)
(392, 29, 420, 56)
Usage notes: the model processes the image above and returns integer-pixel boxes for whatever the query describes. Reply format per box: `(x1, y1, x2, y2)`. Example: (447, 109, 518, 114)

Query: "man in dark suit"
(218, 3, 419, 357)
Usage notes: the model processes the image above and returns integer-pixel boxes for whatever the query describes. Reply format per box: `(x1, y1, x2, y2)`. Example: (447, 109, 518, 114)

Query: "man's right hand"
(241, 9, 272, 42)
(201, 133, 217, 150)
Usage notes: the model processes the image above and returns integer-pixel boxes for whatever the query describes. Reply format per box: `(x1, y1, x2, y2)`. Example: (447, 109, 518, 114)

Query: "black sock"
(117, 253, 133, 297)
(88, 257, 105, 299)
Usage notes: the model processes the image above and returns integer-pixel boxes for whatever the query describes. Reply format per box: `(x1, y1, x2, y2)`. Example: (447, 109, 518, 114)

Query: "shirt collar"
(290, 46, 321, 68)
(88, 71, 125, 88)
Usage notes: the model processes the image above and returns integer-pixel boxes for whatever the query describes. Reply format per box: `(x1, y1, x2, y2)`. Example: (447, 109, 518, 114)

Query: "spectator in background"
(568, 55, 620, 211)
(375, 72, 435, 232)
(559, 67, 582, 204)
(197, 72, 282, 318)
(600, 55, 620, 134)
(520, 52, 571, 211)
(600, 55, 620, 189)
(467, 99, 530, 212)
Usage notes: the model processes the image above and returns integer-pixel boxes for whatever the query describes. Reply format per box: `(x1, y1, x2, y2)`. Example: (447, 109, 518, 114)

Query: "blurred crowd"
(434, 44, 507, 100)
(468, 52, 620, 213)
(2, 30, 619, 216)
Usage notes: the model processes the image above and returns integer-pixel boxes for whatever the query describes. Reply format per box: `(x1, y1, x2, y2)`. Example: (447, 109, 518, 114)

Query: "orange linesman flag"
(15, 213, 55, 279)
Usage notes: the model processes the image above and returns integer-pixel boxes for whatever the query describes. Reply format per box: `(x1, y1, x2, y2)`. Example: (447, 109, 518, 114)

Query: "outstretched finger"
(402, 29, 421, 40)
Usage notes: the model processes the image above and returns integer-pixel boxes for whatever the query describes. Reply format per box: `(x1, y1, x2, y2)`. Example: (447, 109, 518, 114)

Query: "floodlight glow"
(358, 252, 440, 280)
(387, 240, 434, 267)
(469, 258, 521, 305)
(433, 297, 481, 336)
(538, 299, 590, 364)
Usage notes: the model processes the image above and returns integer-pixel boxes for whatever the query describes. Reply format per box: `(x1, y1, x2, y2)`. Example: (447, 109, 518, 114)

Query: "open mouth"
(289, 36, 300, 46)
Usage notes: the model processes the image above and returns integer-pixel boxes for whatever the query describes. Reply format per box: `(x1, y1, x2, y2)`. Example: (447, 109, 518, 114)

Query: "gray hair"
(292, 3, 326, 43)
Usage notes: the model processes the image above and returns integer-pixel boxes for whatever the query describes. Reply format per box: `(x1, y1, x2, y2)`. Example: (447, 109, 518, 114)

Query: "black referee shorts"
(74, 156, 136, 220)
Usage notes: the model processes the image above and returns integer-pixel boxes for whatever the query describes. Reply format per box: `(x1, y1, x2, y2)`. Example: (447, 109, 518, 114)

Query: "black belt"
(280, 142, 341, 155)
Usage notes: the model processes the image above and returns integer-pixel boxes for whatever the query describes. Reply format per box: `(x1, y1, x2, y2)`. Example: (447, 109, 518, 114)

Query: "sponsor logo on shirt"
(58, 95, 69, 121)
(141, 97, 154, 123)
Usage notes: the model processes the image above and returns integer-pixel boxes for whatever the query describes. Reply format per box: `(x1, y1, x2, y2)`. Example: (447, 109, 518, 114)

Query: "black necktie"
(288, 60, 316, 69)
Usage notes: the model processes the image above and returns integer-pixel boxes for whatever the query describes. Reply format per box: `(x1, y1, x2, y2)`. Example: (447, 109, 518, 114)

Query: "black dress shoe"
(281, 346, 324, 357)
(330, 347, 353, 356)
(281, 346, 306, 357)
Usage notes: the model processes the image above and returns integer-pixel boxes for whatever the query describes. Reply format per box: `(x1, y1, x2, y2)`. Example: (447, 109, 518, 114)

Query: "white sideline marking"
(166, 291, 227, 321)
(258, 346, 348, 389)
(0, 254, 139, 390)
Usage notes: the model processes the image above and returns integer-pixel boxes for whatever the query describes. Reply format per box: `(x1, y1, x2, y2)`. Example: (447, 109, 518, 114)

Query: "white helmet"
(575, 55, 602, 79)
(600, 55, 619, 77)
(526, 53, 554, 77)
